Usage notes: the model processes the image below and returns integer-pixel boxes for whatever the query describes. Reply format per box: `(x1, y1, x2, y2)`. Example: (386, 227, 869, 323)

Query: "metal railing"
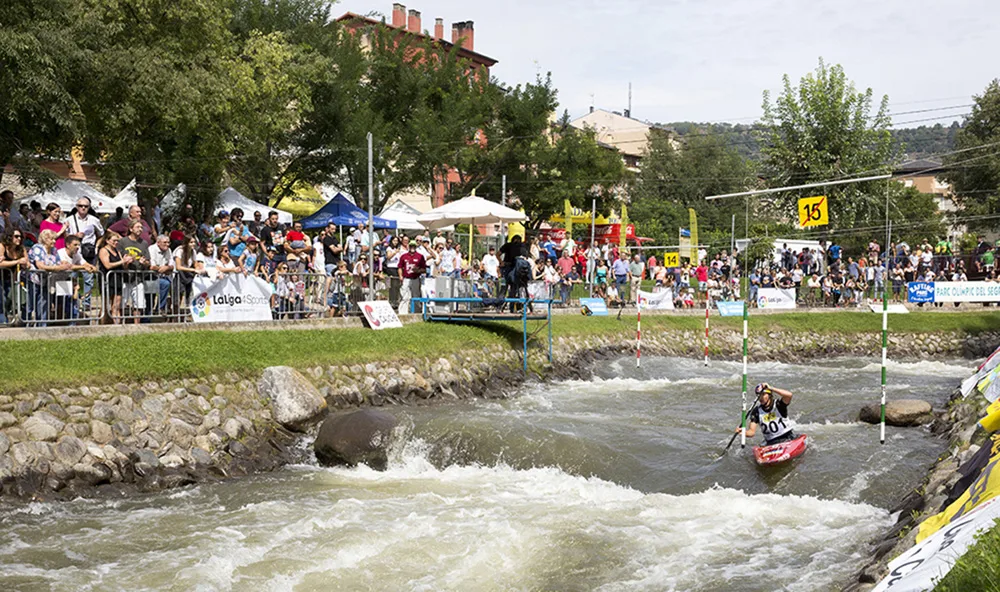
(103, 270, 186, 324)
(16, 269, 103, 327)
(0, 267, 24, 326)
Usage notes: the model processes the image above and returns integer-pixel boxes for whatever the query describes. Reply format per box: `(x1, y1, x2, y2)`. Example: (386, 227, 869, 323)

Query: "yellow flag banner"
(917, 434, 1000, 542)
(564, 199, 573, 239)
(981, 399, 1000, 433)
(688, 208, 699, 263)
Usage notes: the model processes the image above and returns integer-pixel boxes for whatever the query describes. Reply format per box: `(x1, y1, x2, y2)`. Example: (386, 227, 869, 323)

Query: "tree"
(0, 0, 86, 188)
(760, 59, 898, 232)
(77, 0, 236, 217)
(942, 79, 1000, 230)
(631, 130, 755, 249)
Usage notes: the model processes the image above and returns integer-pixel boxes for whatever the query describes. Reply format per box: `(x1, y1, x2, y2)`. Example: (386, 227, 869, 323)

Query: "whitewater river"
(0, 356, 972, 591)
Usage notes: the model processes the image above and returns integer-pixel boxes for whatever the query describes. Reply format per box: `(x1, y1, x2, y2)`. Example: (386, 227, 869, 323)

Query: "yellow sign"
(917, 434, 1000, 541)
(798, 196, 828, 227)
(663, 252, 680, 267)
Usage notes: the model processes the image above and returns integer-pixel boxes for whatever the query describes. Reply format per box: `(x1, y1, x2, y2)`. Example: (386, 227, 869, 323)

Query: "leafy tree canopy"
(942, 79, 1000, 231)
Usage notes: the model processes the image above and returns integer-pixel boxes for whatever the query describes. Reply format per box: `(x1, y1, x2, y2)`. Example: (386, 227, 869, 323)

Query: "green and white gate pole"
(741, 298, 749, 448)
(880, 220, 892, 445)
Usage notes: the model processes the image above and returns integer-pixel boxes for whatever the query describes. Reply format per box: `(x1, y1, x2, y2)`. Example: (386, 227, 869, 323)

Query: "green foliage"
(760, 59, 899, 231)
(631, 129, 755, 249)
(892, 123, 961, 159)
(942, 79, 1000, 231)
(0, 0, 86, 188)
(932, 518, 1000, 592)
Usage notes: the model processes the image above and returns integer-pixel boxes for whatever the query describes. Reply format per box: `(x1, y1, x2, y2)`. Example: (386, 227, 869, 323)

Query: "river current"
(0, 356, 971, 591)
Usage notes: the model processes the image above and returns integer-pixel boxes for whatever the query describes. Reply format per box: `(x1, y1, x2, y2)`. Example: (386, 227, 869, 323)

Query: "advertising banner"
(907, 282, 935, 303)
(191, 274, 273, 323)
(874, 496, 1000, 592)
(756, 288, 796, 309)
(360, 301, 403, 330)
(933, 281, 1000, 303)
(716, 301, 745, 317)
(579, 297, 608, 316)
(637, 289, 674, 310)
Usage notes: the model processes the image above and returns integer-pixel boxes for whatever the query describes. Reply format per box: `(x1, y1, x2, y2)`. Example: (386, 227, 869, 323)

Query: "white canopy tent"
(415, 195, 526, 230)
(216, 187, 293, 224)
(159, 185, 293, 225)
(112, 178, 138, 209)
(379, 199, 453, 231)
(16, 179, 118, 214)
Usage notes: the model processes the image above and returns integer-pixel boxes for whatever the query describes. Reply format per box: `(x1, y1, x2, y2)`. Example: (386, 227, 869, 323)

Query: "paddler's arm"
(734, 421, 758, 437)
(768, 385, 793, 404)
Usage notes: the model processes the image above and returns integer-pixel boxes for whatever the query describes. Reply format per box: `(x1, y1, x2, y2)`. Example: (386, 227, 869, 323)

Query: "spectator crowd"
(2, 187, 999, 327)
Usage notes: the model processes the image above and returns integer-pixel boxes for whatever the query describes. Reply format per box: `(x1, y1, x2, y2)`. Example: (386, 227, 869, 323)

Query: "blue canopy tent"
(299, 193, 397, 230)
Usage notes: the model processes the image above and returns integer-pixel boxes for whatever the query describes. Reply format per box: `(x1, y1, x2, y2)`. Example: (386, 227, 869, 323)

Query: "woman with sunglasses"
(0, 230, 28, 324)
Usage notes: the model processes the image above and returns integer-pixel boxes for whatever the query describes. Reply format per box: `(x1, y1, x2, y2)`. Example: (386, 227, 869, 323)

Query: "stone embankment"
(1, 329, 997, 501)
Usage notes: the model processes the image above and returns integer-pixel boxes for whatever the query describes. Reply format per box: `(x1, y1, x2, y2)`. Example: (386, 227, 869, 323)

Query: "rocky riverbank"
(1, 328, 997, 501)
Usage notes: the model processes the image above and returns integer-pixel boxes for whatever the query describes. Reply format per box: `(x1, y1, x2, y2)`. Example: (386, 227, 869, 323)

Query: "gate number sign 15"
(798, 196, 828, 227)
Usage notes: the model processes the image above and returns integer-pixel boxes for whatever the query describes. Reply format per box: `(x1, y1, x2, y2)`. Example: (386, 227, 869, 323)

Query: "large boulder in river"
(860, 399, 933, 427)
(314, 410, 398, 470)
(258, 366, 327, 432)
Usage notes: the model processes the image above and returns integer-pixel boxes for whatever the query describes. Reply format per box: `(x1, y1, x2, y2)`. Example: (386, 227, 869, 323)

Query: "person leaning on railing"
(98, 231, 133, 324)
(56, 235, 97, 323)
(27, 229, 72, 326)
(0, 229, 29, 325)
(148, 234, 175, 316)
(173, 235, 199, 300)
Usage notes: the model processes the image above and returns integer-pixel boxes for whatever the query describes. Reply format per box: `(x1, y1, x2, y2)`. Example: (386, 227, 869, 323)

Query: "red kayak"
(753, 434, 808, 466)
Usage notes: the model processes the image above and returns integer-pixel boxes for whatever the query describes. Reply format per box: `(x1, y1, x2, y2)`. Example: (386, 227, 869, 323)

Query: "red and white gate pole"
(636, 304, 642, 368)
(704, 295, 710, 366)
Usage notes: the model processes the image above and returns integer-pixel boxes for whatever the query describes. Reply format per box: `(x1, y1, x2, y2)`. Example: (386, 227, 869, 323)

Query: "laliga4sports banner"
(756, 287, 796, 309)
(637, 289, 674, 310)
(191, 274, 273, 323)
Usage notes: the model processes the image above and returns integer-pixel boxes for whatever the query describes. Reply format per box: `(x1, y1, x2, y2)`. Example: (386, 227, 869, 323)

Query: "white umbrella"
(416, 195, 526, 230)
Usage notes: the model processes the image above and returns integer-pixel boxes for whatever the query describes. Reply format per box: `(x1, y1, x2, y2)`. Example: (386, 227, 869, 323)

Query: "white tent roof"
(16, 179, 118, 214)
(217, 187, 293, 224)
(416, 195, 526, 230)
(379, 199, 453, 231)
(112, 178, 138, 209)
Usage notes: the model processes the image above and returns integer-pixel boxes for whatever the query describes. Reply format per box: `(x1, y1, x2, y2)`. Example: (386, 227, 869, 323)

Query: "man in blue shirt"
(542, 236, 558, 264)
(612, 253, 630, 299)
(847, 257, 859, 280)
(828, 242, 842, 270)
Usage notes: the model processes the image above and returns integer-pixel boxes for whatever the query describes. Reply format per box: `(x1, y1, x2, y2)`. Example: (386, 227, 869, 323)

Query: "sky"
(338, 0, 998, 127)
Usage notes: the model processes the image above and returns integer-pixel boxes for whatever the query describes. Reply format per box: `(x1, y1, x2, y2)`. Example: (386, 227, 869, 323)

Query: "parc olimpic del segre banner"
(190, 274, 274, 323)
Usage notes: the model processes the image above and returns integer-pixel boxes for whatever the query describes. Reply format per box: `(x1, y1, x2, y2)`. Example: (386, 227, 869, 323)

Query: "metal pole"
(589, 198, 596, 298)
(367, 132, 374, 297)
(705, 174, 892, 201)
(501, 174, 507, 240)
(731, 214, 736, 254)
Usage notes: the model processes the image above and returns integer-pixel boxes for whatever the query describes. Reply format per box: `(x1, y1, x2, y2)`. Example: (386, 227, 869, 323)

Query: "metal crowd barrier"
(0, 267, 23, 326)
(17, 269, 103, 327)
(103, 270, 185, 324)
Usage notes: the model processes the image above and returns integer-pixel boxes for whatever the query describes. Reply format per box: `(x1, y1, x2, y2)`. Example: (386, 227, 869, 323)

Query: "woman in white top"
(195, 241, 218, 279)
(216, 245, 241, 275)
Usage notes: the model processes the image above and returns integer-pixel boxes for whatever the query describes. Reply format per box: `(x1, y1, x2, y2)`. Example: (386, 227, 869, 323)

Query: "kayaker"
(735, 383, 796, 445)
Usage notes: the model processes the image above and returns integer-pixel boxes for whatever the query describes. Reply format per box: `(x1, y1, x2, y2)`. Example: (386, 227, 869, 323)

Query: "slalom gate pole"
(636, 301, 642, 368)
(704, 296, 710, 366)
(740, 299, 749, 448)
(880, 220, 892, 444)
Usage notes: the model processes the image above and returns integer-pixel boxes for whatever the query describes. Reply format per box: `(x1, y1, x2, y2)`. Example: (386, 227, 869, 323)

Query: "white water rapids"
(0, 356, 970, 591)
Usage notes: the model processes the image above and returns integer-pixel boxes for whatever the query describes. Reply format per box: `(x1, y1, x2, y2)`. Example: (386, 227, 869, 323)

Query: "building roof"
(895, 159, 947, 175)
(568, 108, 673, 158)
(336, 12, 498, 68)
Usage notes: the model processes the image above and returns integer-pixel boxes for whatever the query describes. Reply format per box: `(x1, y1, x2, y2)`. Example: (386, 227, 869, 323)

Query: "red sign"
(593, 224, 638, 243)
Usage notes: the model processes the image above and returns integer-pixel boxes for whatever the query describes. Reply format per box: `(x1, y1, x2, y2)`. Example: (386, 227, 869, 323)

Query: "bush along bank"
(1, 329, 997, 501)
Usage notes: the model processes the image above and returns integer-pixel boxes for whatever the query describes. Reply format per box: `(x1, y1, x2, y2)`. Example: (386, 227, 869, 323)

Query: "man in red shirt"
(695, 261, 709, 292)
(284, 221, 311, 270)
(397, 242, 427, 312)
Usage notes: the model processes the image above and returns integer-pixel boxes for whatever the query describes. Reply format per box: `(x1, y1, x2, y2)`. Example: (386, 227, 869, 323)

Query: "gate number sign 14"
(798, 195, 828, 227)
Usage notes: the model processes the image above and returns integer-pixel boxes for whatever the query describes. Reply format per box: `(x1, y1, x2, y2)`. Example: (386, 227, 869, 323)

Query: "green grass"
(0, 310, 996, 394)
(932, 518, 1000, 591)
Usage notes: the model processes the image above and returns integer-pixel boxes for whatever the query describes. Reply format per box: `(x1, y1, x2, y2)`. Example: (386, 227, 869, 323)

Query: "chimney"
(391, 3, 406, 28)
(434, 17, 444, 39)
(407, 9, 421, 33)
(451, 21, 475, 51)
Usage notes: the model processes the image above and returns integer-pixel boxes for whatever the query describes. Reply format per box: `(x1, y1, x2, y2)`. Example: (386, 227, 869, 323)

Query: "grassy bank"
(0, 311, 996, 393)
